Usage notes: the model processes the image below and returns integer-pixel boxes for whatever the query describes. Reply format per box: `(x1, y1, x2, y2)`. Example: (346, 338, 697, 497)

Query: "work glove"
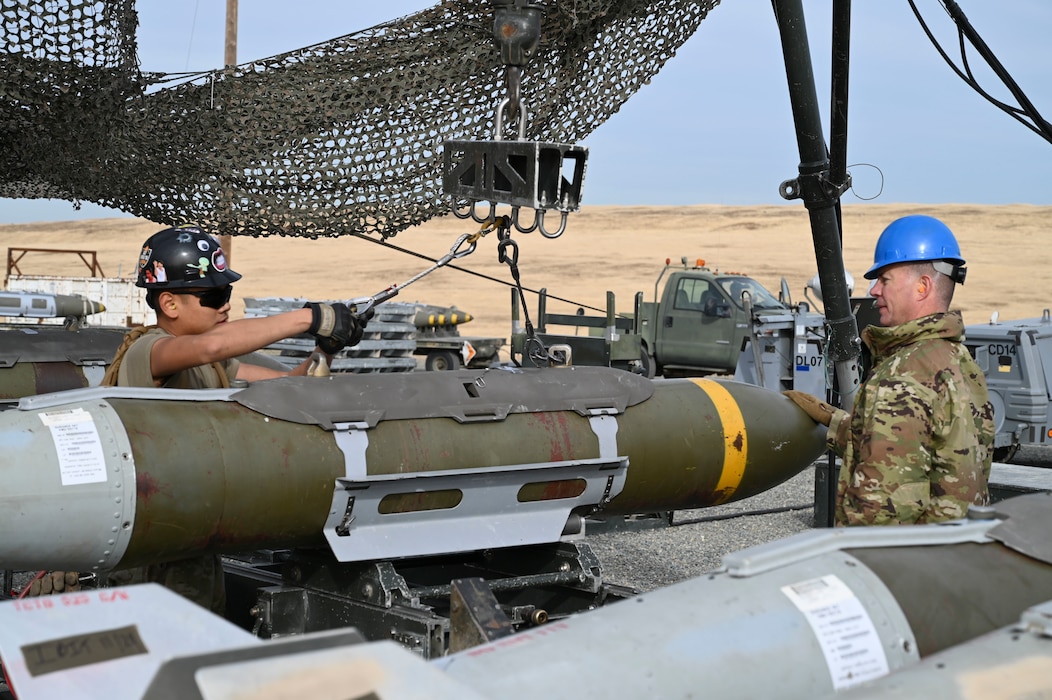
(322, 307, 374, 355)
(782, 390, 837, 427)
(304, 302, 365, 355)
(27, 571, 81, 596)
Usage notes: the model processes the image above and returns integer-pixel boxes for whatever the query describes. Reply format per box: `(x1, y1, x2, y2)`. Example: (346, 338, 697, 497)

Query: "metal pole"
(771, 0, 861, 527)
(828, 1, 851, 200)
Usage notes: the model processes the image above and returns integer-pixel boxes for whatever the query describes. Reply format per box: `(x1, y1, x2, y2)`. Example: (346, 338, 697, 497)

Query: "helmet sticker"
(141, 260, 166, 284)
(197, 238, 211, 252)
(138, 245, 152, 272)
(188, 257, 211, 278)
(176, 231, 193, 244)
(212, 249, 228, 272)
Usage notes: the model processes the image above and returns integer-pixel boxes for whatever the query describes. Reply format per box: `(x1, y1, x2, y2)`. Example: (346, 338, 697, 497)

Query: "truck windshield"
(718, 278, 786, 310)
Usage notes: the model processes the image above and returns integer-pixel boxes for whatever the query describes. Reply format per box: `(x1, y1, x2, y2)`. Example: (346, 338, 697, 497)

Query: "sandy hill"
(1, 204, 1048, 351)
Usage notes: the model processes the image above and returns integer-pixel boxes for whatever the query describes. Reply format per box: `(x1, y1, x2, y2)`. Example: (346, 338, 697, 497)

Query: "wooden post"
(220, 0, 238, 263)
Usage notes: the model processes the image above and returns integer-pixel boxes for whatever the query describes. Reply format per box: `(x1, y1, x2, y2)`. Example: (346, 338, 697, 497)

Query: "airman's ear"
(916, 273, 934, 299)
(158, 291, 179, 318)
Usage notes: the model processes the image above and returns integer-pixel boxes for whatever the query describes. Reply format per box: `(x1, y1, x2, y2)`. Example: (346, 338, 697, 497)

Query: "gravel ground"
(586, 463, 822, 592)
(586, 445, 1052, 593)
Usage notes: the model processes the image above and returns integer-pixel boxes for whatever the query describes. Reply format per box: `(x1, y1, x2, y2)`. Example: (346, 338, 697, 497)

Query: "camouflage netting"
(1, 0, 718, 238)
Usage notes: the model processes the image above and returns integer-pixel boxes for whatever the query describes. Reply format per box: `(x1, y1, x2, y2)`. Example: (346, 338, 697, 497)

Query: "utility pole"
(221, 0, 237, 264)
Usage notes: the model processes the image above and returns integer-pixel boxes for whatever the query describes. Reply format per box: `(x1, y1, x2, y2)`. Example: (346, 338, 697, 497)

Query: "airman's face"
(868, 264, 920, 327)
(164, 287, 232, 333)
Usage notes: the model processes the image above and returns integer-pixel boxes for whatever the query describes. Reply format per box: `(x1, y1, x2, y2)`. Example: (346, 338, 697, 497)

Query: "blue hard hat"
(864, 215, 966, 280)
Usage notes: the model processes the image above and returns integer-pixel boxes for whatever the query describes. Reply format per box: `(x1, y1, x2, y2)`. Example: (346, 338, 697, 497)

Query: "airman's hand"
(305, 302, 364, 354)
(26, 571, 81, 596)
(782, 390, 836, 427)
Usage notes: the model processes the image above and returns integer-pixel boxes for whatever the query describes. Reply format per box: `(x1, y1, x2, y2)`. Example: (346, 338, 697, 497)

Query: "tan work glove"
(782, 390, 837, 427)
(27, 571, 81, 596)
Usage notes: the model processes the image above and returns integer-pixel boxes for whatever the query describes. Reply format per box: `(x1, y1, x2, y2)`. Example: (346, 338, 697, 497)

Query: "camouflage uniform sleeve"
(827, 408, 851, 457)
(924, 367, 991, 520)
(838, 375, 935, 526)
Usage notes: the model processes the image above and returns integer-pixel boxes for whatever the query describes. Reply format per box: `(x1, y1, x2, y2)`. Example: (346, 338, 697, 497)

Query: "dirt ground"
(2, 203, 1049, 359)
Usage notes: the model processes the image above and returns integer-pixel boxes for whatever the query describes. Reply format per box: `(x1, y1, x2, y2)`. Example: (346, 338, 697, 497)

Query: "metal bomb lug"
(0, 367, 825, 572)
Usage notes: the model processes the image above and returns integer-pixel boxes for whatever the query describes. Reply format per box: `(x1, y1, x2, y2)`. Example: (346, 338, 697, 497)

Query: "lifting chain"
(494, 217, 549, 367)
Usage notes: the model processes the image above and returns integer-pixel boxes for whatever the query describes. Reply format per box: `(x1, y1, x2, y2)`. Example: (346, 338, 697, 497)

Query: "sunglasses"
(174, 286, 233, 309)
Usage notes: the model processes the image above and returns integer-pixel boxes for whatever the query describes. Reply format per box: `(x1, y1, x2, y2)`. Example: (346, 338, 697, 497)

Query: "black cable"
(347, 230, 611, 315)
(907, 0, 1052, 144)
(671, 502, 813, 527)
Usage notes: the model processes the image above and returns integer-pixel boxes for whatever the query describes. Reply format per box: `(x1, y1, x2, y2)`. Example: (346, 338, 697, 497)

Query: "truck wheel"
(425, 350, 460, 371)
(639, 349, 657, 379)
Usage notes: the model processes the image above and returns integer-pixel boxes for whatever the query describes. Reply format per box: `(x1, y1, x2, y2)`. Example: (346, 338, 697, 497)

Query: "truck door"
(656, 276, 737, 370)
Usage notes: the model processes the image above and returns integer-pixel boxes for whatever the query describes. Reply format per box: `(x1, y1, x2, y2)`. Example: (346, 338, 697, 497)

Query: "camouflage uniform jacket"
(828, 311, 994, 526)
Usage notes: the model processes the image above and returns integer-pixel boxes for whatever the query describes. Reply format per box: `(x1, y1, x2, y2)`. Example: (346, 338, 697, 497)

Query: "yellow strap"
(211, 361, 231, 388)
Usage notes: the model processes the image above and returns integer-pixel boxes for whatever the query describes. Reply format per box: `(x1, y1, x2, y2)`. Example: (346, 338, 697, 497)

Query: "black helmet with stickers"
(136, 225, 241, 289)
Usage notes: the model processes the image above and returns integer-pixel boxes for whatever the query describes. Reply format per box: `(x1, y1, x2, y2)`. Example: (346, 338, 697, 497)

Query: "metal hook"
(537, 209, 569, 239)
(493, 97, 527, 141)
(465, 200, 495, 224)
(524, 336, 548, 367)
(511, 206, 539, 234)
(452, 201, 474, 220)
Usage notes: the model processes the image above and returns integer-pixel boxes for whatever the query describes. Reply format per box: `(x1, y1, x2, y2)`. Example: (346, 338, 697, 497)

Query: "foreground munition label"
(781, 574, 890, 690)
(22, 625, 148, 676)
(39, 408, 107, 485)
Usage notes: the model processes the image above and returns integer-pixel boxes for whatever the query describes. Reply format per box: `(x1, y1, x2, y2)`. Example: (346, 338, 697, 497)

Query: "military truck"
(511, 258, 828, 397)
(963, 310, 1052, 462)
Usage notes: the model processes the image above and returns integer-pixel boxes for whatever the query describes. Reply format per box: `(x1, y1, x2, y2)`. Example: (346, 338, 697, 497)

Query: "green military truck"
(511, 258, 828, 396)
(962, 311, 1052, 463)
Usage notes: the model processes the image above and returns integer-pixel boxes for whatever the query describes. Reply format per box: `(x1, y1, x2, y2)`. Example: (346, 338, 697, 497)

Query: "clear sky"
(2, 1, 1049, 223)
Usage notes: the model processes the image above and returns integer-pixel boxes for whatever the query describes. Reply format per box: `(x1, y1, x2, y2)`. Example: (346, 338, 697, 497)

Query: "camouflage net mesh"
(1, 0, 717, 238)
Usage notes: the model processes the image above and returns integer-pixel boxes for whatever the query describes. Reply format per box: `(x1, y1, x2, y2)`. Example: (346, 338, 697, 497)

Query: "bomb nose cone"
(603, 377, 827, 514)
(414, 305, 473, 328)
